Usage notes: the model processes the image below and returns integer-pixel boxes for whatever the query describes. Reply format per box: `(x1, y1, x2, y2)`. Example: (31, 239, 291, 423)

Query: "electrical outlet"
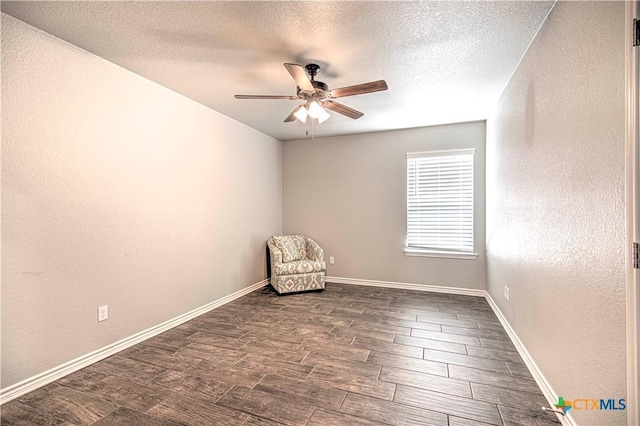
(504, 286, 510, 301)
(98, 305, 109, 322)
(329, 256, 335, 265)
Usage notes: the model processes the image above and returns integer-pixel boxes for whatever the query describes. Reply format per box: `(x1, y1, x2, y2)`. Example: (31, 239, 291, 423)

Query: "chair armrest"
(306, 238, 324, 262)
(267, 240, 284, 266)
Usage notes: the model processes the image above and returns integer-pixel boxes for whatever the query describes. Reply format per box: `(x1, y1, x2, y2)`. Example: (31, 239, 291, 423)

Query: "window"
(406, 149, 476, 259)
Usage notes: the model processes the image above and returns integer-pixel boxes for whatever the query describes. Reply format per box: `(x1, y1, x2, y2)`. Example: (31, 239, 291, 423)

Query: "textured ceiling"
(1, 1, 554, 141)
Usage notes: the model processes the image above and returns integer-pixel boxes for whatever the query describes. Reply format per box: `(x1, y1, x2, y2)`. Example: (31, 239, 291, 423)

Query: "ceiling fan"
(234, 63, 388, 123)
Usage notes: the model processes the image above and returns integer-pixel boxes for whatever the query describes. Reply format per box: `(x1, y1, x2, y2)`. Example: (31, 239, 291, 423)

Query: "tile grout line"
(303, 407, 317, 426)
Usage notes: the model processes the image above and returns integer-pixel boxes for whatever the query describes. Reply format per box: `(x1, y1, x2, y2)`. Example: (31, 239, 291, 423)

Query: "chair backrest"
(269, 235, 307, 262)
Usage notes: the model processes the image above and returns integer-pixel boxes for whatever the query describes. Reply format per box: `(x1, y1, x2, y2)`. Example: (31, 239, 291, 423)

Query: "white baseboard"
(484, 294, 574, 426)
(326, 276, 486, 297)
(0, 279, 269, 405)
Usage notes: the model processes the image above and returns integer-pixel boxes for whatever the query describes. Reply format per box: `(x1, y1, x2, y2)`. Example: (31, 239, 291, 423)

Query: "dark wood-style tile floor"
(1, 283, 560, 426)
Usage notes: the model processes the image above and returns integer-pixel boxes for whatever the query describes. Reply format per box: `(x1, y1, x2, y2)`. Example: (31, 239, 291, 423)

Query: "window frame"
(405, 148, 478, 260)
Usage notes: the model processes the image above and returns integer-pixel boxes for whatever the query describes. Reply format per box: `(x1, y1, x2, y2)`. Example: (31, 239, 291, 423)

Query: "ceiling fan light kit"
(293, 105, 308, 122)
(307, 101, 330, 123)
(234, 63, 388, 126)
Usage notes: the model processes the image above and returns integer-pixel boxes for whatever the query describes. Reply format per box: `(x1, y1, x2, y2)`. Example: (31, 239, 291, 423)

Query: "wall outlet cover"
(98, 305, 108, 322)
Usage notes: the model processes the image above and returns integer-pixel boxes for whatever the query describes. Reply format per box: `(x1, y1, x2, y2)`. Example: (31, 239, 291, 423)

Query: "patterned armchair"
(267, 235, 326, 294)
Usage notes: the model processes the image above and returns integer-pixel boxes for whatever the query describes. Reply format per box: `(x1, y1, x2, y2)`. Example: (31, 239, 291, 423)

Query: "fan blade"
(235, 95, 298, 100)
(284, 63, 315, 92)
(329, 80, 388, 98)
(284, 105, 305, 122)
(323, 100, 364, 119)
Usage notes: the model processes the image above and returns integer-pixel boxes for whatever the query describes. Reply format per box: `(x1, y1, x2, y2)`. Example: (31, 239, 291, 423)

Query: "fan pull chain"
(304, 118, 315, 141)
(311, 118, 315, 141)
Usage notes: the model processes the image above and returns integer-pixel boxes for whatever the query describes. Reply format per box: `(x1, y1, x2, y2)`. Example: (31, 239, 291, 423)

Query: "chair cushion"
(271, 235, 307, 262)
(274, 259, 326, 275)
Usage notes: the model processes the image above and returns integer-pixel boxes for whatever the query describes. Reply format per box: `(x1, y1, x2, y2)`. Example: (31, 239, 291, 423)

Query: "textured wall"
(1, 14, 282, 388)
(283, 122, 486, 290)
(486, 2, 626, 424)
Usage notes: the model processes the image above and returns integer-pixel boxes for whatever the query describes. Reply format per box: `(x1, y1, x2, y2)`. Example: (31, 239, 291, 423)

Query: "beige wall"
(283, 122, 486, 290)
(1, 14, 282, 388)
(486, 2, 626, 424)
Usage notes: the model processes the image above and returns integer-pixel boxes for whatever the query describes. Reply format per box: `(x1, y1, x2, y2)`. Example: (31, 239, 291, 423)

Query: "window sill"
(404, 248, 478, 260)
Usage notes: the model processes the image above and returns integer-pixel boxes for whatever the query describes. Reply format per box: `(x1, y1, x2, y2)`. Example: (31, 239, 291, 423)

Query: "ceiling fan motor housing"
(312, 80, 328, 91)
(297, 80, 328, 98)
(295, 64, 328, 98)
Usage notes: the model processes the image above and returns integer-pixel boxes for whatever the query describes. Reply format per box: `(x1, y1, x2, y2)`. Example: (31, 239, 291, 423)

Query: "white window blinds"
(406, 149, 474, 253)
